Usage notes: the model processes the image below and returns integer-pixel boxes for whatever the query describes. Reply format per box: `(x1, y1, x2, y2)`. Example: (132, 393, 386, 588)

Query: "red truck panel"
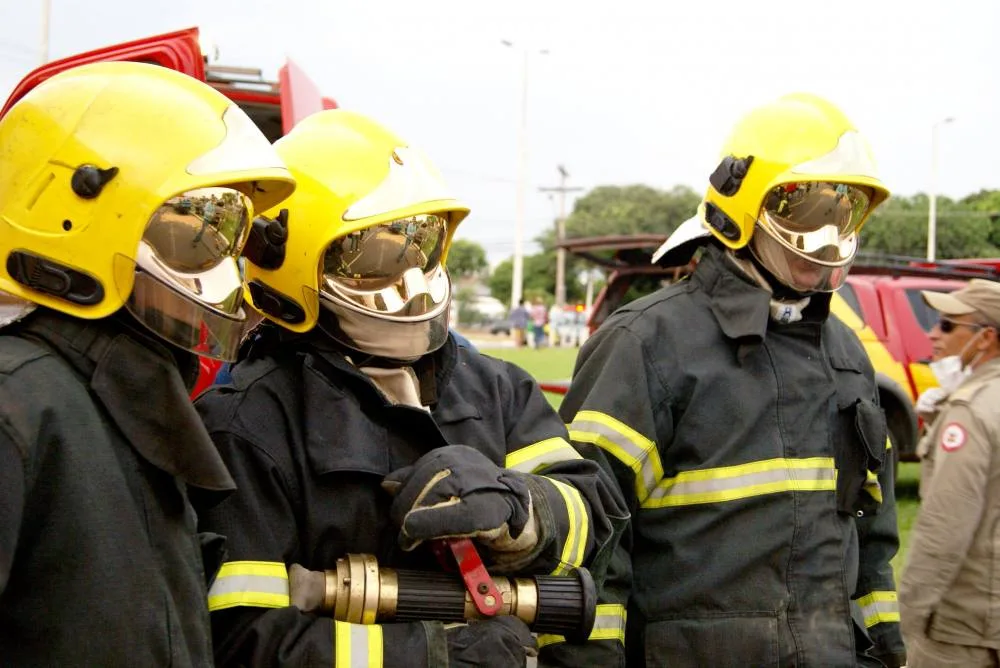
(1, 27, 204, 118)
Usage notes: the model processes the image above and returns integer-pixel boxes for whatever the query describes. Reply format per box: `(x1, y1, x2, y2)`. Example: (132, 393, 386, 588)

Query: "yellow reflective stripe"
(505, 437, 582, 474)
(334, 621, 383, 668)
(643, 458, 837, 509)
(864, 469, 883, 504)
(537, 603, 627, 647)
(544, 477, 588, 576)
(885, 435, 892, 451)
(207, 561, 290, 612)
(858, 591, 899, 628)
(569, 410, 663, 503)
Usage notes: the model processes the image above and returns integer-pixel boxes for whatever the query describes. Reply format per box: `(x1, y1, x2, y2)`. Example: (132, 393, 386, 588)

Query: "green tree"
(492, 183, 701, 306)
(961, 189, 1000, 250)
(862, 193, 1000, 259)
(454, 286, 485, 326)
(488, 260, 513, 306)
(487, 251, 587, 306)
(446, 239, 488, 277)
(564, 184, 700, 239)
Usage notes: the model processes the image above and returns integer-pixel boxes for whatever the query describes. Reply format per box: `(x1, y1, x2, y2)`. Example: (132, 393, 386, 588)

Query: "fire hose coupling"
(288, 553, 597, 644)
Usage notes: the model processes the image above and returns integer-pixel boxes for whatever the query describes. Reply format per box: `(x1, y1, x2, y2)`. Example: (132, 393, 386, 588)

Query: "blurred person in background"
(900, 280, 1000, 667)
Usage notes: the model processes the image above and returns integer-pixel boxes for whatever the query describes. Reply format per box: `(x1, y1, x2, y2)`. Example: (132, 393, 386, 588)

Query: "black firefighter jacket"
(195, 331, 628, 667)
(545, 246, 906, 668)
(0, 310, 235, 666)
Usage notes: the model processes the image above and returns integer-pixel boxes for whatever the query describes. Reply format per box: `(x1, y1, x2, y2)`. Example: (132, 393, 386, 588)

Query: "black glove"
(381, 444, 536, 553)
(446, 616, 537, 667)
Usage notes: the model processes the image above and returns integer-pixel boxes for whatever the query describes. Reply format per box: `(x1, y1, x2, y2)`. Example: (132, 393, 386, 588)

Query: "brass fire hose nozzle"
(289, 553, 596, 643)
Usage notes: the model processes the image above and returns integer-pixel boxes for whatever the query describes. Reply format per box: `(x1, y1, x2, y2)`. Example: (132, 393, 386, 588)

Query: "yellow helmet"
(243, 109, 469, 359)
(0, 61, 295, 360)
(655, 93, 890, 292)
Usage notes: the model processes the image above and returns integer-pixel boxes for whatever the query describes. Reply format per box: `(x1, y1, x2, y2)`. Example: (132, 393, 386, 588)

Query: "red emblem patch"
(940, 423, 968, 452)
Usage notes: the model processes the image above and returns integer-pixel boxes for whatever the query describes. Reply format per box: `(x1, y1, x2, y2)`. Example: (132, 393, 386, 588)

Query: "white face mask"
(929, 330, 984, 393)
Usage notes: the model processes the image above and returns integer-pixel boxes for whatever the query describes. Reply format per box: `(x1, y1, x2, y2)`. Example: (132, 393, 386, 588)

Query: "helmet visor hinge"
(709, 155, 754, 197)
(244, 208, 289, 270)
(71, 164, 119, 199)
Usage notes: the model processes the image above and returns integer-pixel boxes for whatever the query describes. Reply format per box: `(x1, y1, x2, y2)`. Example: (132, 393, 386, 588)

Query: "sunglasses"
(938, 317, 985, 334)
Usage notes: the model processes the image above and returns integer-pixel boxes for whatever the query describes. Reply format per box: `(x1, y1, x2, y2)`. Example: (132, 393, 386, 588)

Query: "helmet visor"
(321, 214, 450, 318)
(126, 268, 249, 361)
(122, 186, 255, 361)
(759, 182, 872, 265)
(143, 187, 252, 272)
(750, 227, 856, 293)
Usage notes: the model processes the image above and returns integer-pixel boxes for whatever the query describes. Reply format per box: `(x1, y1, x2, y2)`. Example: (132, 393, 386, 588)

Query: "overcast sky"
(1, 0, 996, 263)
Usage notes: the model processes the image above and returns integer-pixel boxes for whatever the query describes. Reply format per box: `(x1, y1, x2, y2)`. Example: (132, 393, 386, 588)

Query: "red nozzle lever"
(432, 538, 504, 616)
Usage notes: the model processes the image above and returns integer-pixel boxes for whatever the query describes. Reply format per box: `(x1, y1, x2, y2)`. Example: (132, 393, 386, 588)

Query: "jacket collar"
(693, 245, 834, 345)
(16, 309, 235, 496)
(284, 331, 477, 477)
(693, 245, 771, 344)
(964, 356, 1000, 388)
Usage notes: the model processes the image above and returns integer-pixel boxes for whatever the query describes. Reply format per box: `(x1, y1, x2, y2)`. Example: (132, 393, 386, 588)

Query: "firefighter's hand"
(445, 617, 537, 667)
(382, 445, 537, 554)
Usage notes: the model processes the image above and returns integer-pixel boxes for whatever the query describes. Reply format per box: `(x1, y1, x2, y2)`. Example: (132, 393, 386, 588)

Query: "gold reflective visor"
(321, 214, 450, 318)
(144, 187, 252, 272)
(759, 182, 873, 264)
(124, 186, 255, 361)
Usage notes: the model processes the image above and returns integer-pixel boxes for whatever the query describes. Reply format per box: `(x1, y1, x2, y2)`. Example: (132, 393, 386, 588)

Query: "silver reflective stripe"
(335, 621, 383, 668)
(649, 466, 835, 501)
(349, 624, 370, 667)
(858, 592, 900, 628)
(643, 457, 837, 508)
(208, 574, 289, 598)
(505, 437, 582, 474)
(537, 603, 626, 647)
(545, 477, 587, 575)
(207, 561, 290, 611)
(569, 411, 661, 502)
(590, 604, 627, 642)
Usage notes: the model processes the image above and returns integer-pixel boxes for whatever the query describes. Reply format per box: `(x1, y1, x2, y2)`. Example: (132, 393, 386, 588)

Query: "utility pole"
(539, 165, 583, 307)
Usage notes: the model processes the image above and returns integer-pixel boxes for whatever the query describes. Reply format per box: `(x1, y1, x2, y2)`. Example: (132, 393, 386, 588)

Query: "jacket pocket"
(644, 614, 779, 668)
(835, 399, 887, 517)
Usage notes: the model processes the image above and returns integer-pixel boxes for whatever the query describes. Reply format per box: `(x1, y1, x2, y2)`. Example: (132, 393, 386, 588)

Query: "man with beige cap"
(899, 278, 1000, 667)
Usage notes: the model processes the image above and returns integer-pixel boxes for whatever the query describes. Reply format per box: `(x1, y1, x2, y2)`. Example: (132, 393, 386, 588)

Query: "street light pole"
(513, 46, 528, 309)
(502, 41, 547, 309)
(40, 0, 51, 65)
(927, 116, 955, 263)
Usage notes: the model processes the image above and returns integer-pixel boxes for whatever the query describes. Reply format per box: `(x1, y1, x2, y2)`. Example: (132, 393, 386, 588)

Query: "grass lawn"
(481, 345, 921, 582)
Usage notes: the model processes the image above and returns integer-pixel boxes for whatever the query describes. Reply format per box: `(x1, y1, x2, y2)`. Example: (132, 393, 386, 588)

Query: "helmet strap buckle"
(247, 279, 305, 324)
(6, 250, 105, 306)
(704, 202, 742, 242)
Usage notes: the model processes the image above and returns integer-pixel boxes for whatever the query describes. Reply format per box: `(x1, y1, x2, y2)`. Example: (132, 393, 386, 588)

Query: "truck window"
(906, 287, 950, 332)
(838, 283, 864, 322)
